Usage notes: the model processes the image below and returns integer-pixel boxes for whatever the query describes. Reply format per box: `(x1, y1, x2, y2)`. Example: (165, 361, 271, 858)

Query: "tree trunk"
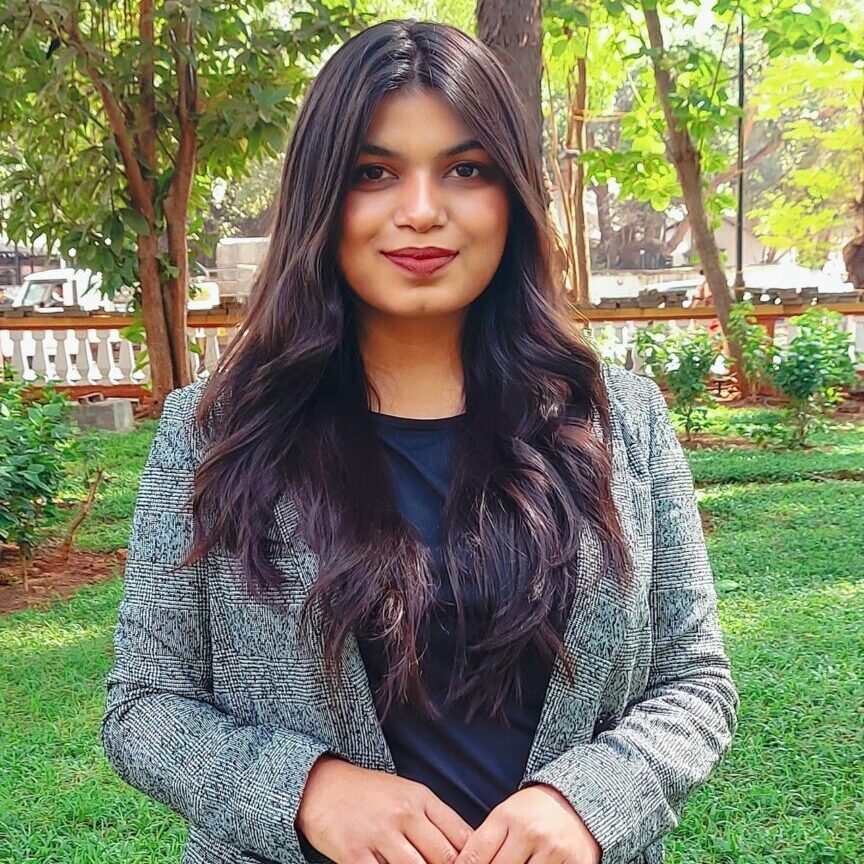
(136, 0, 188, 410)
(641, 2, 748, 391)
(587, 127, 614, 269)
(137, 232, 177, 409)
(164, 210, 193, 391)
(162, 13, 198, 392)
(476, 0, 544, 166)
(569, 56, 591, 303)
(592, 185, 613, 268)
(44, 0, 190, 412)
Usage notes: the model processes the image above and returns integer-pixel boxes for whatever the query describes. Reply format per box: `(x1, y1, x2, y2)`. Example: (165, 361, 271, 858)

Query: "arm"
(100, 385, 332, 864)
(519, 376, 739, 864)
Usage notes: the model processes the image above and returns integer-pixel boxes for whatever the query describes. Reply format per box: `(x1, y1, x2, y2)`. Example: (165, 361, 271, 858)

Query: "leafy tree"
(578, 0, 860, 392)
(637, 0, 743, 379)
(0, 1, 367, 411)
(747, 1, 864, 276)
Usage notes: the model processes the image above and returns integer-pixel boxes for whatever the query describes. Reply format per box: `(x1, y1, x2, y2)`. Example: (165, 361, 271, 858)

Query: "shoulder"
(599, 361, 666, 438)
(161, 374, 209, 419)
(149, 376, 211, 471)
(596, 362, 681, 483)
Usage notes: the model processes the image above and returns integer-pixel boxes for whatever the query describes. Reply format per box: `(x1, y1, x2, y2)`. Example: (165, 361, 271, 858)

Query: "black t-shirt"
(355, 410, 557, 829)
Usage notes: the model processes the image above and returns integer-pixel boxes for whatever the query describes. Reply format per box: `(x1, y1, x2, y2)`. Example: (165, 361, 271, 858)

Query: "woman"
(101, 19, 738, 864)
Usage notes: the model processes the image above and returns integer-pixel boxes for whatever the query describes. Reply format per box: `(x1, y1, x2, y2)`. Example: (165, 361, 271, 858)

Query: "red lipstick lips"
(382, 246, 459, 277)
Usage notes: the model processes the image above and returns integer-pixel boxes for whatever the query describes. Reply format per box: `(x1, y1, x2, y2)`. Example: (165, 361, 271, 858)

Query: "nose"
(394, 171, 446, 231)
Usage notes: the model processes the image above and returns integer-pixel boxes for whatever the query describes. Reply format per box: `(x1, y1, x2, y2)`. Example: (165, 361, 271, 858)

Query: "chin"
(389, 300, 459, 318)
(364, 281, 462, 307)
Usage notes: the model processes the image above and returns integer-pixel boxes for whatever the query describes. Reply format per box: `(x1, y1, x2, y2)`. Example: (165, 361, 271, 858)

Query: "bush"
(772, 307, 859, 446)
(0, 365, 84, 560)
(638, 308, 860, 447)
(720, 305, 858, 446)
(726, 301, 776, 394)
(635, 324, 723, 440)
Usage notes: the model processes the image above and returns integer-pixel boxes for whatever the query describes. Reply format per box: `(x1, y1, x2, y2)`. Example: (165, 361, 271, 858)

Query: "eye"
(353, 164, 390, 183)
(450, 162, 487, 179)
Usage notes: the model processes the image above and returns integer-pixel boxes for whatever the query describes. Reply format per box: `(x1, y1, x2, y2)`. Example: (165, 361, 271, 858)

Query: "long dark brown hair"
(181, 18, 633, 724)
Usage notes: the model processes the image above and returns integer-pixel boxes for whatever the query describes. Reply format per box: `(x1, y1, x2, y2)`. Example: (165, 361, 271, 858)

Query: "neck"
(357, 308, 466, 419)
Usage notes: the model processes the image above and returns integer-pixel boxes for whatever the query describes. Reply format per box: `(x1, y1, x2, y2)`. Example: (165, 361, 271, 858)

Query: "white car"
(13, 268, 118, 312)
(11, 266, 220, 313)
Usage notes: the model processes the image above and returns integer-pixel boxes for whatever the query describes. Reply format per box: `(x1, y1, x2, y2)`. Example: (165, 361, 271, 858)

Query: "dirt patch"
(794, 470, 864, 482)
(700, 511, 716, 536)
(0, 541, 125, 616)
(681, 422, 864, 450)
(681, 434, 760, 449)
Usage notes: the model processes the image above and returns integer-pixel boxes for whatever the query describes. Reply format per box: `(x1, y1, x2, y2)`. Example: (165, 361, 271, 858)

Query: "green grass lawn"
(1, 409, 862, 863)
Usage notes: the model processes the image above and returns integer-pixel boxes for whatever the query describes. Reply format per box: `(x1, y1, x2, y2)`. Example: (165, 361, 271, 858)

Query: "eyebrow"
(358, 138, 486, 159)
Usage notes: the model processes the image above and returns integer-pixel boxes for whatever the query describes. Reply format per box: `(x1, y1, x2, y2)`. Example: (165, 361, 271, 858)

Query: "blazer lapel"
(522, 412, 640, 776)
(272, 489, 397, 774)
(521, 519, 630, 775)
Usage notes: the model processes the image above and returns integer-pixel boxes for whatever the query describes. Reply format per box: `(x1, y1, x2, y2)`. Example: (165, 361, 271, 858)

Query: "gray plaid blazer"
(101, 363, 738, 864)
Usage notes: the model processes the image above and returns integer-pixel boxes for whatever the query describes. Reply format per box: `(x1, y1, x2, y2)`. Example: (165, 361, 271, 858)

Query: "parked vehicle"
(11, 266, 220, 313)
(12, 268, 114, 312)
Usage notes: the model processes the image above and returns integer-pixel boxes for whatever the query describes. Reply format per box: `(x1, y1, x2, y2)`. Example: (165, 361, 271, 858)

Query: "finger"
(376, 832, 427, 864)
(454, 818, 508, 864)
(424, 796, 474, 851)
(525, 847, 572, 864)
(404, 815, 461, 864)
(489, 830, 535, 864)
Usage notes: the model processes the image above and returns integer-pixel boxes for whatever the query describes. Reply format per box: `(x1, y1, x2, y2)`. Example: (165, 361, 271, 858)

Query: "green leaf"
(120, 208, 151, 236)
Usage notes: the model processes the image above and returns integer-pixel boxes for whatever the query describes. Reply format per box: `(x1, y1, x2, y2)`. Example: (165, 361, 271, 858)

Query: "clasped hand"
(451, 784, 602, 864)
(296, 755, 601, 864)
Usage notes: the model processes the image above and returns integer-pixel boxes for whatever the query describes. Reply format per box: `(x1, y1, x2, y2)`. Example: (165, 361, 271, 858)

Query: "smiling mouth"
(382, 251, 458, 276)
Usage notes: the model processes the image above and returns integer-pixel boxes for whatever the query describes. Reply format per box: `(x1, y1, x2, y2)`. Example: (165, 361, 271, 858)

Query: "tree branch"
(136, 0, 157, 183)
(52, 6, 153, 221)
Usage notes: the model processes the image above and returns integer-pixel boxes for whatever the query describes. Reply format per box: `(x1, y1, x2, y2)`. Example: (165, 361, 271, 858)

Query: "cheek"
(338, 211, 361, 253)
(459, 188, 510, 265)
(339, 193, 387, 246)
(337, 196, 379, 286)
(459, 188, 509, 243)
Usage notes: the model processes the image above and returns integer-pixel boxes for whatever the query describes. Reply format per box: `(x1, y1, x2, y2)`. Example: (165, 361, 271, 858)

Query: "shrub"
(635, 324, 723, 441)
(726, 301, 776, 394)
(720, 306, 858, 447)
(0, 365, 83, 563)
(772, 307, 859, 446)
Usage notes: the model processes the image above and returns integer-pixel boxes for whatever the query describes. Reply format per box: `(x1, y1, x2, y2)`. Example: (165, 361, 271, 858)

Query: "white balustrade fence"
(0, 321, 239, 386)
(2, 312, 863, 390)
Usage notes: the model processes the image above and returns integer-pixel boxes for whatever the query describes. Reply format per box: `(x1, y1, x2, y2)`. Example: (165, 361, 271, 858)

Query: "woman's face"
(337, 88, 511, 322)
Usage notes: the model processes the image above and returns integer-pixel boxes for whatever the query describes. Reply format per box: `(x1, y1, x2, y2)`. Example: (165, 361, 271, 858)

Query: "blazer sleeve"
(100, 385, 332, 864)
(520, 376, 739, 864)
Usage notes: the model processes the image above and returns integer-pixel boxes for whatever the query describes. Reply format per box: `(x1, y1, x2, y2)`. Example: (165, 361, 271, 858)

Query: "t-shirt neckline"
(369, 410, 466, 431)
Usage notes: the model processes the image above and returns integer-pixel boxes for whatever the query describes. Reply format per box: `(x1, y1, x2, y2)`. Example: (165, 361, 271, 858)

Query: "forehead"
(360, 89, 485, 159)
